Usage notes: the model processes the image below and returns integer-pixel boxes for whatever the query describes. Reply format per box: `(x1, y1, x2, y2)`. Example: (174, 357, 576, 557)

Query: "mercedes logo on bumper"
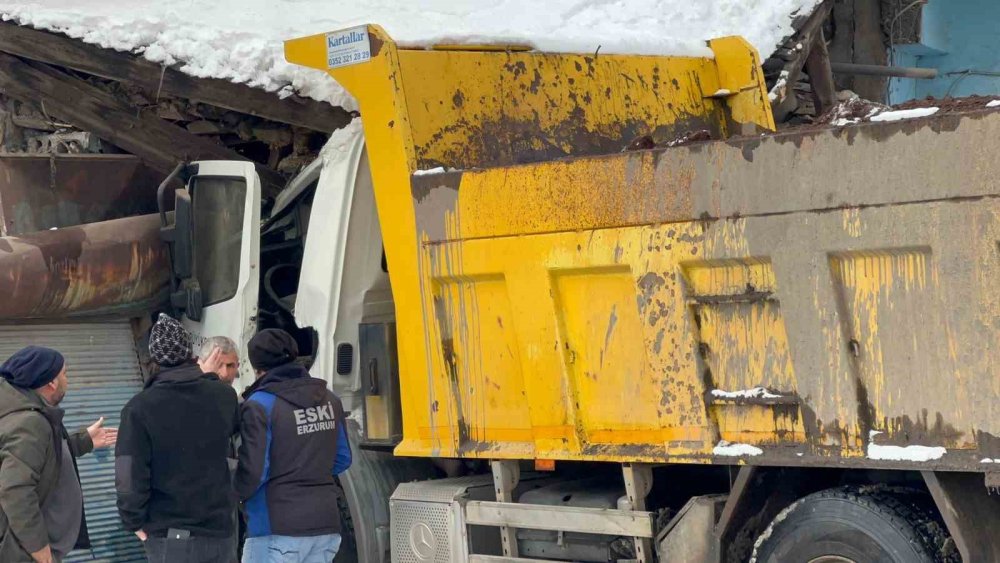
(409, 522, 438, 560)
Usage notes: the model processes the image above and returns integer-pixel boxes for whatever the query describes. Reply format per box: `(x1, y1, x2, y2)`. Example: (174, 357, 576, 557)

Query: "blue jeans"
(242, 534, 341, 563)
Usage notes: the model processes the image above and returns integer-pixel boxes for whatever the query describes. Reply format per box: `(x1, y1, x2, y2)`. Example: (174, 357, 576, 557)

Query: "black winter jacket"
(235, 363, 351, 538)
(115, 363, 239, 537)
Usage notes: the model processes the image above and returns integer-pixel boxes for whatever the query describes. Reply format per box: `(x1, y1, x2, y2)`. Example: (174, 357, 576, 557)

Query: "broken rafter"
(769, 0, 835, 121)
(0, 52, 284, 193)
(804, 29, 837, 116)
(0, 22, 352, 133)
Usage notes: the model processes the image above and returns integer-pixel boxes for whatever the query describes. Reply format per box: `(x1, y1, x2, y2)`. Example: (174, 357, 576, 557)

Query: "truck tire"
(334, 491, 358, 563)
(337, 420, 439, 563)
(751, 486, 957, 563)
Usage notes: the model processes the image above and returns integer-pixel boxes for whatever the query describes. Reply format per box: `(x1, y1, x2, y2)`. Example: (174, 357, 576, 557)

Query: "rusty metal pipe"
(831, 62, 938, 79)
(0, 214, 170, 319)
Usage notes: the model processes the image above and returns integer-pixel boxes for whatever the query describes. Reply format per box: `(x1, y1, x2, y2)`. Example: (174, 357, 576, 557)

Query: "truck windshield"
(191, 176, 247, 306)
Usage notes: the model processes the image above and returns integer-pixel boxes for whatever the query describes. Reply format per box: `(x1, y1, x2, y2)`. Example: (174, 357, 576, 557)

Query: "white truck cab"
(157, 122, 427, 562)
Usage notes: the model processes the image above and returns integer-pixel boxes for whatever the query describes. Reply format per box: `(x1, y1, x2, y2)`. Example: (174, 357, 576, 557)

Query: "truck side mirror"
(169, 189, 194, 279)
(161, 185, 203, 321)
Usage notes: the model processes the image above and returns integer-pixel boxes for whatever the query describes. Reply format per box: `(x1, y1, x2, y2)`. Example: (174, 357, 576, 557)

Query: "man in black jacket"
(236, 329, 351, 563)
(115, 314, 240, 563)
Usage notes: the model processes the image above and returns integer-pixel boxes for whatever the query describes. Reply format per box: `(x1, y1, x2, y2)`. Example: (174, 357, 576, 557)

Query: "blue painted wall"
(888, 0, 1000, 104)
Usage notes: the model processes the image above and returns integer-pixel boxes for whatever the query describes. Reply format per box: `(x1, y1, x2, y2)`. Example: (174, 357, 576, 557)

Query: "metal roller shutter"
(0, 322, 146, 562)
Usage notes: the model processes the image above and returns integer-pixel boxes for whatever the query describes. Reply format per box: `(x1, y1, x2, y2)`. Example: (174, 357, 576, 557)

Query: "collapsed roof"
(0, 0, 823, 110)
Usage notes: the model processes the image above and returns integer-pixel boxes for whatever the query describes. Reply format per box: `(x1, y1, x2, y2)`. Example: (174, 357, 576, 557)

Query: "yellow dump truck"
(274, 24, 1000, 563)
(5, 22, 997, 563)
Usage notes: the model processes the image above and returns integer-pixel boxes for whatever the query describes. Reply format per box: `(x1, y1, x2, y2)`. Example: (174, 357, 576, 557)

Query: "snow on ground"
(869, 107, 940, 123)
(988, 100, 1000, 108)
(713, 440, 764, 457)
(0, 0, 820, 110)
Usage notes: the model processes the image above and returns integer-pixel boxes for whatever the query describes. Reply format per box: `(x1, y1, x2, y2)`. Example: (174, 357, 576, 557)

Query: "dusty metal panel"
(416, 108, 1000, 242)
(0, 213, 169, 319)
(466, 501, 655, 537)
(397, 49, 727, 170)
(287, 26, 774, 173)
(414, 196, 997, 468)
(0, 154, 162, 237)
(656, 495, 727, 563)
(394, 35, 774, 171)
(405, 114, 1000, 470)
(0, 322, 146, 562)
(922, 471, 1000, 562)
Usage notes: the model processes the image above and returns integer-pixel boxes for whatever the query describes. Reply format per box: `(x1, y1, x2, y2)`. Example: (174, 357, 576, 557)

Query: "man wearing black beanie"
(236, 328, 351, 562)
(115, 314, 240, 562)
(0, 346, 117, 563)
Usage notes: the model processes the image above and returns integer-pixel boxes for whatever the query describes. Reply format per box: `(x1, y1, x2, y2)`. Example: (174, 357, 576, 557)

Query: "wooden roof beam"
(769, 0, 834, 122)
(0, 21, 352, 133)
(0, 53, 285, 193)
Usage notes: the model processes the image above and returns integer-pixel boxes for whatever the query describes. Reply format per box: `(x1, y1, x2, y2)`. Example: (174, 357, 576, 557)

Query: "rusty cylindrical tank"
(0, 213, 169, 319)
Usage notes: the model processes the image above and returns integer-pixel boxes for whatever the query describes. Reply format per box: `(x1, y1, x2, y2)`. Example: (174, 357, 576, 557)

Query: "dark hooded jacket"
(115, 363, 239, 538)
(0, 380, 92, 561)
(235, 363, 351, 538)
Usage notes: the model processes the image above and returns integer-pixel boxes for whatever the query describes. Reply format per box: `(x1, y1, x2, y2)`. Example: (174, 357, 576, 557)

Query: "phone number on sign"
(329, 51, 371, 67)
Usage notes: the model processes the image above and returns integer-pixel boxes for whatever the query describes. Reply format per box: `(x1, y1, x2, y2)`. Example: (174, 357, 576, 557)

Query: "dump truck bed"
(400, 106, 999, 471)
(287, 28, 998, 472)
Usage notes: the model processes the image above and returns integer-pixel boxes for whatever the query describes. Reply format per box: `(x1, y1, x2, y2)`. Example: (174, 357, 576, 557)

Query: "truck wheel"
(751, 487, 957, 563)
(334, 491, 358, 562)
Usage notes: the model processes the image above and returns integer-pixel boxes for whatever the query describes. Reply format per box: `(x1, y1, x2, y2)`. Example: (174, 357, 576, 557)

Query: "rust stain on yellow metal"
(398, 48, 723, 169)
(683, 260, 797, 395)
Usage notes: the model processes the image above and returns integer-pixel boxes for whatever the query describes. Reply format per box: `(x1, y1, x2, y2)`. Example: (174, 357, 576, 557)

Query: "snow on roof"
(0, 0, 820, 111)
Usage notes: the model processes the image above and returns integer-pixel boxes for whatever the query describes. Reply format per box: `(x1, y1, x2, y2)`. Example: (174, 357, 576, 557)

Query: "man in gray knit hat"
(115, 314, 240, 562)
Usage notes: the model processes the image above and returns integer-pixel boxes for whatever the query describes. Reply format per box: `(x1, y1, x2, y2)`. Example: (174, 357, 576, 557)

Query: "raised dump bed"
(287, 26, 1000, 474)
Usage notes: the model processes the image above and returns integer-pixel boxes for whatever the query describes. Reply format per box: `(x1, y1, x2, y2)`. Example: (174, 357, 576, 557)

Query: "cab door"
(161, 161, 262, 387)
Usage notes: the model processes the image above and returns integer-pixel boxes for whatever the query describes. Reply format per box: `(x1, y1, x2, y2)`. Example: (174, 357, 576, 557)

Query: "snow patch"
(319, 119, 364, 160)
(413, 167, 458, 176)
(867, 431, 946, 462)
(822, 96, 886, 127)
(867, 444, 946, 462)
(767, 69, 789, 103)
(869, 107, 940, 122)
(713, 440, 763, 457)
(711, 88, 732, 97)
(711, 387, 782, 399)
(0, 0, 822, 109)
(749, 496, 807, 562)
(988, 100, 1000, 108)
